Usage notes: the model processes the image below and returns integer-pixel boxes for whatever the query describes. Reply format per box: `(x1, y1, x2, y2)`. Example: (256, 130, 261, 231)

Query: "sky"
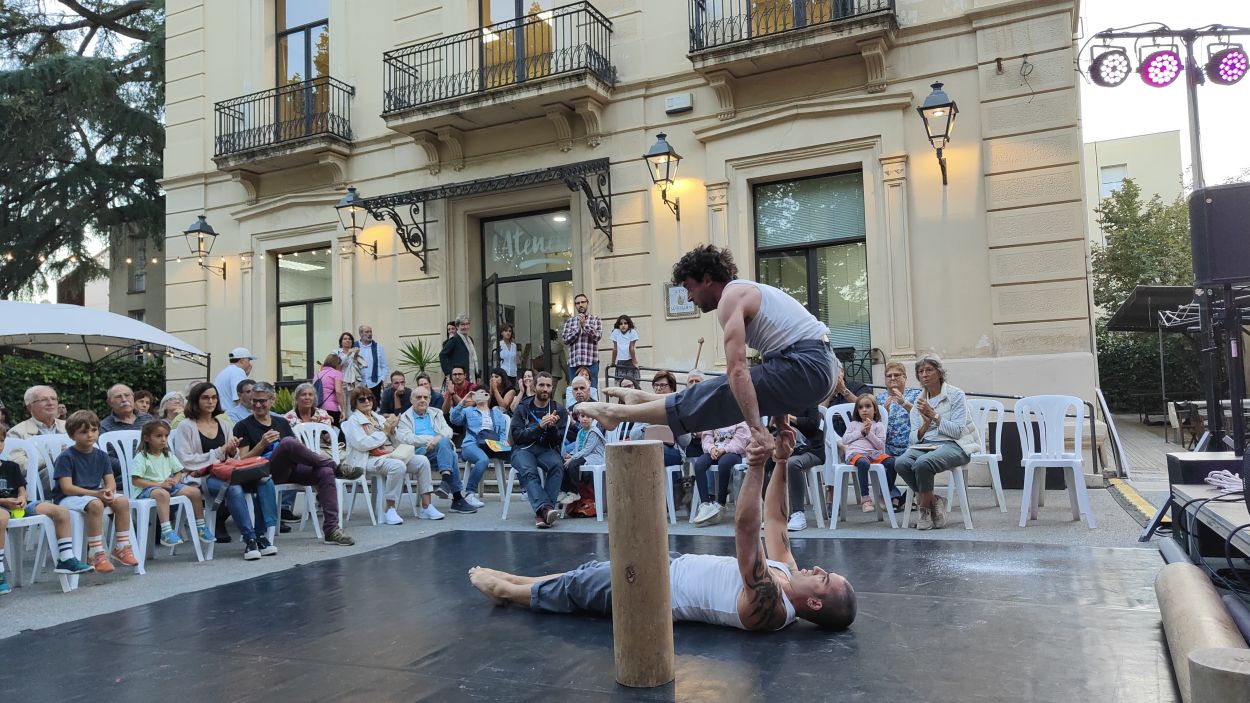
(1079, 0, 1250, 185)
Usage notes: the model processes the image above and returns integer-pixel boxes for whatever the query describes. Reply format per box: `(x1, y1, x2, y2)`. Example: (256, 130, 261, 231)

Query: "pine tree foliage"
(0, 0, 164, 297)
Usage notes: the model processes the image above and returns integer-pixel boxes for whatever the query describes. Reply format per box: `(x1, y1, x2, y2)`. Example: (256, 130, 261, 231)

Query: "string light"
(125, 257, 133, 264)
(151, 257, 158, 264)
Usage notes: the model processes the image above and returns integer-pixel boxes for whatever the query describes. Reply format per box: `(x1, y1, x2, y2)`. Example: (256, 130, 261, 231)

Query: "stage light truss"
(1084, 25, 1250, 91)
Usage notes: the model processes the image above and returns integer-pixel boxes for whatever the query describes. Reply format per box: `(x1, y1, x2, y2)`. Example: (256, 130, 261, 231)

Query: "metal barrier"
(688, 0, 895, 53)
(214, 76, 354, 156)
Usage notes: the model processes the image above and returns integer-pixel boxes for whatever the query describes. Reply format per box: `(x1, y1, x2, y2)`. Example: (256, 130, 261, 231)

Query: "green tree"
(0, 0, 164, 298)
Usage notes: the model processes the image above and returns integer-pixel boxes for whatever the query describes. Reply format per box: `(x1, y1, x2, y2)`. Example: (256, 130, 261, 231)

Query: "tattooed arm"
(735, 432, 788, 631)
(762, 418, 799, 572)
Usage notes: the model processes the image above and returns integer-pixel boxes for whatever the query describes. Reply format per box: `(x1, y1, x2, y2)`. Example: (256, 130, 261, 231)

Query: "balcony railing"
(214, 77, 354, 157)
(383, 2, 615, 114)
(689, 0, 895, 53)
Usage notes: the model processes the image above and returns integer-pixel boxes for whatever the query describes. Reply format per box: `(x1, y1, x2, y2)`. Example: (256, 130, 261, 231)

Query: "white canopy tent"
(0, 301, 208, 369)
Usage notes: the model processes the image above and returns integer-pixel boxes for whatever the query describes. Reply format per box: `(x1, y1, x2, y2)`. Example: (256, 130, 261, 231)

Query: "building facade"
(1082, 130, 1183, 247)
(108, 226, 167, 328)
(163, 0, 1096, 400)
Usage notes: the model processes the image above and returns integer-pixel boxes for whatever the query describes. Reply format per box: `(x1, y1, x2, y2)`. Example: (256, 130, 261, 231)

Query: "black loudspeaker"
(1190, 182, 1250, 285)
(1165, 451, 1243, 485)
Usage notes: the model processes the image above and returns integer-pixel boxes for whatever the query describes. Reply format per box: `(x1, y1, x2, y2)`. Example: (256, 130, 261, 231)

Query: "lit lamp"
(336, 186, 378, 259)
(643, 133, 682, 220)
(917, 82, 958, 186)
(182, 214, 226, 279)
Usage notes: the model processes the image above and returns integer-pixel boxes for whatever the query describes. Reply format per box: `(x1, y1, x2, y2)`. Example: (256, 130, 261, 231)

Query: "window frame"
(274, 247, 333, 383)
(275, 2, 329, 87)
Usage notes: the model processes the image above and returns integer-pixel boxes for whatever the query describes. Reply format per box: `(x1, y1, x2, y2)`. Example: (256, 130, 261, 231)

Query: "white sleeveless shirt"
(724, 280, 828, 354)
(669, 554, 797, 630)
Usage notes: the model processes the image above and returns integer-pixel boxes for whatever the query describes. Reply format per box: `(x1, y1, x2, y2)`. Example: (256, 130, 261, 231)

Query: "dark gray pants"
(530, 552, 683, 614)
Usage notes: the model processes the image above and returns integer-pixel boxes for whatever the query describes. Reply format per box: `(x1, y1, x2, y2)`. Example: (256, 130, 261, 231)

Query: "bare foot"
(474, 566, 528, 585)
(469, 570, 510, 607)
(603, 387, 653, 405)
(576, 401, 621, 430)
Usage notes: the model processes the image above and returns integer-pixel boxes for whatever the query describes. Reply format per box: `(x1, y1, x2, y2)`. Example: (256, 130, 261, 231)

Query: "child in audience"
(562, 411, 606, 498)
(838, 394, 894, 512)
(0, 423, 94, 592)
(131, 419, 213, 546)
(52, 410, 139, 573)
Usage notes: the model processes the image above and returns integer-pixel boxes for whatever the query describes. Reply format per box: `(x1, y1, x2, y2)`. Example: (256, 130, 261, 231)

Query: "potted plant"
(399, 338, 439, 378)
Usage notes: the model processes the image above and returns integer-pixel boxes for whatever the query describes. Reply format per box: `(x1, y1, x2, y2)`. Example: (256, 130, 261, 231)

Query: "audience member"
(51, 410, 138, 573)
(233, 382, 354, 546)
(342, 387, 441, 524)
(285, 383, 334, 427)
(838, 394, 895, 514)
(643, 370, 687, 466)
(379, 371, 412, 416)
(561, 292, 602, 389)
(440, 314, 480, 383)
(335, 332, 365, 389)
(783, 405, 826, 532)
(442, 365, 477, 419)
(415, 372, 444, 411)
(130, 419, 211, 546)
(691, 421, 751, 527)
(563, 368, 599, 408)
(610, 314, 640, 383)
(445, 320, 457, 340)
(450, 389, 506, 509)
(876, 361, 922, 509)
(173, 382, 278, 559)
(57, 404, 67, 421)
(133, 390, 154, 416)
(510, 372, 567, 529)
(158, 391, 185, 426)
(356, 324, 389, 400)
(397, 386, 476, 514)
(831, 364, 871, 405)
(487, 367, 516, 414)
(100, 383, 155, 479)
(497, 323, 519, 381)
(894, 354, 977, 531)
(8, 385, 67, 480)
(225, 379, 256, 424)
(562, 411, 606, 499)
(213, 347, 255, 411)
(314, 353, 347, 425)
(511, 369, 536, 413)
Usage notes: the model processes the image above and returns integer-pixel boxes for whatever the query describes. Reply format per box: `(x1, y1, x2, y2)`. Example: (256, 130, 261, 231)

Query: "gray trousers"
(531, 552, 683, 615)
(786, 451, 824, 514)
(894, 441, 968, 494)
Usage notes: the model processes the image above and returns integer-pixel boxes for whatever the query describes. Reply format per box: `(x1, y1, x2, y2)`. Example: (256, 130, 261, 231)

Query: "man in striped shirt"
(561, 292, 602, 389)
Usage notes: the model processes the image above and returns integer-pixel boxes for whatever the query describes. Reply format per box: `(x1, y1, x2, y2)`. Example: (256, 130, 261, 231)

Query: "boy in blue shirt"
(52, 411, 139, 574)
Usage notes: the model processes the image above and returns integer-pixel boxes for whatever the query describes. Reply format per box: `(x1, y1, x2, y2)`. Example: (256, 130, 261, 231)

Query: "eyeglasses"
(653, 382, 671, 389)
(357, 397, 373, 403)
(251, 398, 272, 405)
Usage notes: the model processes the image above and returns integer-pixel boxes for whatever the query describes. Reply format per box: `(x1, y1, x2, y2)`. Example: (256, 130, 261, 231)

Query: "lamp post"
(336, 187, 378, 259)
(182, 215, 226, 279)
(916, 82, 958, 186)
(643, 133, 682, 220)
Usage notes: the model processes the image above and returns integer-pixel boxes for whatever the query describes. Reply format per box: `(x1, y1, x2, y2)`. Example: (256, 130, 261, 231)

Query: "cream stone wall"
(162, 0, 1097, 402)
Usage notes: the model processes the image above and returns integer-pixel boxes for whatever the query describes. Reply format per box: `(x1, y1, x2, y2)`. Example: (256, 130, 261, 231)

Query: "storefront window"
(276, 247, 334, 382)
(482, 210, 572, 279)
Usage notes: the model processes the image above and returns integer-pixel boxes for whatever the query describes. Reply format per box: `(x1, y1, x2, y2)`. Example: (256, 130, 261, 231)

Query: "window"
(128, 309, 145, 323)
(480, 0, 559, 87)
(276, 1, 329, 140)
(754, 172, 870, 377)
(276, 247, 334, 382)
(130, 271, 146, 293)
(1099, 164, 1127, 199)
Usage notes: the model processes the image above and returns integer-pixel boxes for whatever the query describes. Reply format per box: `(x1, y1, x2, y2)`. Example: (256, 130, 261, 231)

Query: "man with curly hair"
(578, 244, 838, 457)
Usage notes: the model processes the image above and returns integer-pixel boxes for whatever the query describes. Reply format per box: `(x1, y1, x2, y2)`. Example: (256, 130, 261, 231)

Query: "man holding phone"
(508, 372, 567, 529)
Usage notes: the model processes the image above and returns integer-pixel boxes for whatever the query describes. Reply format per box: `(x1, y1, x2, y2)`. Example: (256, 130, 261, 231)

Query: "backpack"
(313, 370, 326, 407)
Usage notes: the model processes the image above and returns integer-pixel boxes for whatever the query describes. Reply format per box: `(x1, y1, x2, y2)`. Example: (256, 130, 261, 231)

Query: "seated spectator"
(379, 371, 412, 416)
(487, 367, 516, 414)
(398, 386, 476, 514)
(233, 382, 354, 546)
(158, 391, 185, 426)
(894, 354, 977, 531)
(100, 383, 156, 478)
(511, 368, 535, 414)
(563, 366, 599, 407)
(225, 379, 256, 424)
(342, 387, 441, 524)
(57, 404, 67, 421)
(783, 405, 826, 532)
(284, 383, 334, 427)
(612, 376, 638, 403)
(450, 390, 507, 510)
(172, 382, 278, 560)
(831, 365, 871, 406)
(510, 372, 567, 529)
(691, 421, 751, 527)
(562, 376, 595, 449)
(838, 394, 895, 514)
(643, 370, 686, 466)
(562, 411, 606, 497)
(442, 365, 476, 414)
(51, 410, 139, 573)
(133, 390, 155, 416)
(876, 361, 922, 509)
(8, 385, 67, 482)
(130, 419, 211, 546)
(313, 354, 347, 425)
(414, 372, 444, 412)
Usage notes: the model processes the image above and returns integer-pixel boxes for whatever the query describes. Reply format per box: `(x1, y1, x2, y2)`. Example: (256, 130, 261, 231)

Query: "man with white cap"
(214, 347, 255, 410)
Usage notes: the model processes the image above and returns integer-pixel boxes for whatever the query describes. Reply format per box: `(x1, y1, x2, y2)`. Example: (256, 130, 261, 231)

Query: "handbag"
(369, 443, 415, 462)
(209, 457, 271, 485)
(479, 428, 510, 456)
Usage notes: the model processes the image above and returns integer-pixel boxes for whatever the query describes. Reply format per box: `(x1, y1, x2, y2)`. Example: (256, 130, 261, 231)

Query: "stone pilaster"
(879, 153, 915, 359)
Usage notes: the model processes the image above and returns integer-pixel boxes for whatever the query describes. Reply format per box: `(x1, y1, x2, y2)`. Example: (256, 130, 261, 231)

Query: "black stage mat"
(0, 532, 1176, 702)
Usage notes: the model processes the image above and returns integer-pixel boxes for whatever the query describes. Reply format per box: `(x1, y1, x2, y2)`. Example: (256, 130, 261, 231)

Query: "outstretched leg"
(602, 387, 663, 405)
(468, 568, 533, 607)
(577, 398, 668, 430)
(472, 566, 563, 586)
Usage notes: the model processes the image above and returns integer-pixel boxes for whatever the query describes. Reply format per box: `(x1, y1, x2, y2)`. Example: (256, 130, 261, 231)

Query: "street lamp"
(336, 186, 377, 259)
(182, 215, 226, 279)
(643, 133, 681, 220)
(916, 82, 958, 186)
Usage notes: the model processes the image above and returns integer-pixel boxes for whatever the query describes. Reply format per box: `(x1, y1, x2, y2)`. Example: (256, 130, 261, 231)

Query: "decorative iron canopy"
(361, 158, 613, 272)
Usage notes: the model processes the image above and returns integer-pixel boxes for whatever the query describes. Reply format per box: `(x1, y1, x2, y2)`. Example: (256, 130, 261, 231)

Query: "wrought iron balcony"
(382, 2, 615, 118)
(214, 76, 354, 158)
(689, 0, 894, 52)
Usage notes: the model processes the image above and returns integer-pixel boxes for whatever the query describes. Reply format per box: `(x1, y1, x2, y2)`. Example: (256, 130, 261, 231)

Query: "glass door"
(482, 273, 500, 372)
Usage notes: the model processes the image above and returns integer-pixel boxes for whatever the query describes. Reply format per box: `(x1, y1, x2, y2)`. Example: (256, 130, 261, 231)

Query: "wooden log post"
(605, 440, 675, 688)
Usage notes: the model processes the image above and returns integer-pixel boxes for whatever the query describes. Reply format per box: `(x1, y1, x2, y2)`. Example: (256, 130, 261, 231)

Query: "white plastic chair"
(457, 415, 512, 507)
(962, 399, 1007, 513)
(577, 426, 619, 523)
(294, 422, 374, 526)
(0, 438, 75, 593)
(104, 430, 205, 565)
(820, 404, 898, 529)
(1014, 395, 1097, 529)
(642, 425, 684, 525)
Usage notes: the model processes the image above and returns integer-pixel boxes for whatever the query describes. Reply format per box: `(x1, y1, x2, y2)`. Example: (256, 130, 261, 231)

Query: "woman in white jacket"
(341, 386, 442, 524)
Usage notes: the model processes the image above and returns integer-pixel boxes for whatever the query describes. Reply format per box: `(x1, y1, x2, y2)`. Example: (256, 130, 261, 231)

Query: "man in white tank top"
(578, 244, 838, 459)
(468, 426, 857, 631)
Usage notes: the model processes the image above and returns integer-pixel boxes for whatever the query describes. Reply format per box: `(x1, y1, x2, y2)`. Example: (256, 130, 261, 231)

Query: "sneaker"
(281, 509, 300, 523)
(449, 498, 478, 514)
(860, 498, 875, 513)
(243, 539, 261, 560)
(198, 526, 216, 543)
(535, 515, 548, 529)
(434, 477, 453, 500)
(558, 491, 579, 507)
(383, 507, 404, 525)
(339, 466, 365, 481)
(931, 496, 948, 530)
(464, 492, 485, 509)
(54, 556, 94, 574)
(256, 536, 278, 556)
(279, 522, 292, 534)
(0, 572, 10, 595)
(325, 528, 354, 546)
(695, 503, 723, 527)
(418, 505, 445, 520)
(216, 531, 233, 544)
(91, 550, 115, 573)
(112, 545, 139, 567)
(160, 530, 183, 547)
(917, 506, 934, 531)
(787, 511, 808, 532)
(544, 506, 559, 527)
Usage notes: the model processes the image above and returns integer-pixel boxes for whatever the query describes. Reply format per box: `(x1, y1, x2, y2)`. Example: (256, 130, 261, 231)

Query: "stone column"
(337, 234, 356, 335)
(879, 154, 915, 359)
(239, 251, 254, 355)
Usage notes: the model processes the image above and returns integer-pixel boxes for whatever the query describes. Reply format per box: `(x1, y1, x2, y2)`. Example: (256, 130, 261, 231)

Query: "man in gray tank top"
(468, 426, 856, 631)
(578, 244, 838, 459)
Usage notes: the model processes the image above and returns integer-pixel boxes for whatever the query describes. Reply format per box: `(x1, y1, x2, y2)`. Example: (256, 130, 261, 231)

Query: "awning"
(0, 301, 207, 366)
(1105, 285, 1196, 332)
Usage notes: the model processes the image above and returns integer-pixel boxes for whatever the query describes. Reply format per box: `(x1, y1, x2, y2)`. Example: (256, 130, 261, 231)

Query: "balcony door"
(480, 0, 556, 88)
(276, 0, 330, 141)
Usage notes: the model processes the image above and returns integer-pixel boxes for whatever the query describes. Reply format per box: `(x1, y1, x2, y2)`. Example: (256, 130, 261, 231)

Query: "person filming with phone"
(892, 354, 977, 532)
